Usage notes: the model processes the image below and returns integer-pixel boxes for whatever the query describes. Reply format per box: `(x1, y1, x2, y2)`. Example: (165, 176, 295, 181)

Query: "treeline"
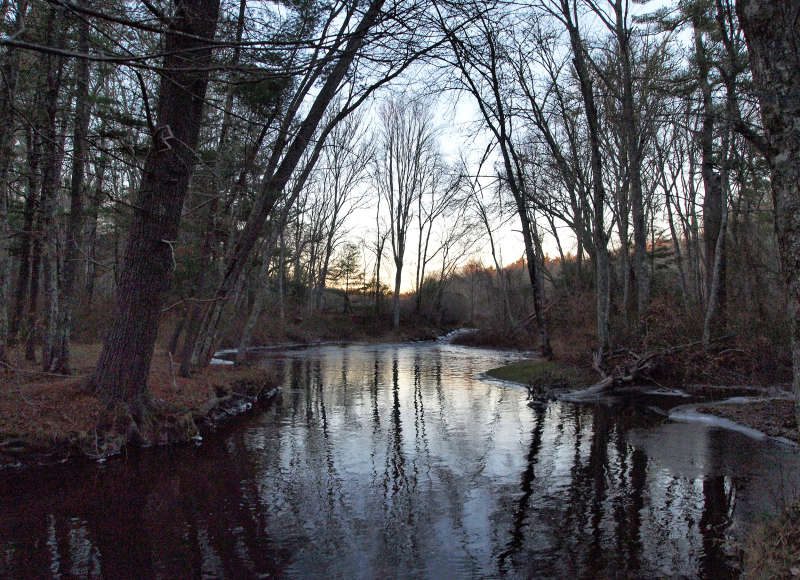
(0, 0, 798, 420)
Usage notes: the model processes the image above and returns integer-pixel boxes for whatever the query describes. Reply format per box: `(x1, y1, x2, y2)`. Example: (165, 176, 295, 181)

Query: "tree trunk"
(89, 0, 221, 407)
(176, 0, 245, 376)
(10, 137, 36, 338)
(236, 249, 273, 364)
(514, 196, 552, 357)
(39, 16, 66, 372)
(562, 0, 611, 361)
(617, 196, 631, 327)
(695, 23, 726, 317)
(392, 257, 402, 329)
(0, 0, 26, 361)
(737, 0, 800, 438)
(25, 193, 42, 362)
(50, 1, 90, 373)
(614, 0, 649, 326)
(272, 229, 282, 329)
(374, 235, 384, 319)
(85, 134, 108, 307)
(0, 5, 25, 355)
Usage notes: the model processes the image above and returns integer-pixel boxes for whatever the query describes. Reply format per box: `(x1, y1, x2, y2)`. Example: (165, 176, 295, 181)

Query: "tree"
(89, 0, 221, 408)
(314, 107, 372, 311)
(189, 0, 390, 367)
(443, 10, 553, 357)
(0, 0, 27, 363)
(49, 0, 91, 374)
(552, 0, 612, 360)
(737, 0, 800, 435)
(374, 98, 437, 329)
(332, 242, 363, 312)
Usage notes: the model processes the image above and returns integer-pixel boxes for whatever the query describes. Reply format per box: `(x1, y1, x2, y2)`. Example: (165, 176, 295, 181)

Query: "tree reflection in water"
(0, 343, 795, 578)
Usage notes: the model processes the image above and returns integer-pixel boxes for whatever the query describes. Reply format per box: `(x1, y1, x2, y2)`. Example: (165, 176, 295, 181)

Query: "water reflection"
(1, 343, 798, 578)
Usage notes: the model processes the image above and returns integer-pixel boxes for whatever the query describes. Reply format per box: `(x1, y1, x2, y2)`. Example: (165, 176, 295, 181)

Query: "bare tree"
(314, 106, 372, 310)
(374, 98, 437, 329)
(442, 10, 553, 357)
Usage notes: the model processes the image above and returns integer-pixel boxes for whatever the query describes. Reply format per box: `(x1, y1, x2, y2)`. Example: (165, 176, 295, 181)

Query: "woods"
(0, 0, 797, 429)
(3, 1, 800, 576)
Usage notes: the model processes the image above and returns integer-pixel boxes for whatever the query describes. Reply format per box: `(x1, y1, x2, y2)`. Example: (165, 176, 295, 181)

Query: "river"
(1, 342, 799, 578)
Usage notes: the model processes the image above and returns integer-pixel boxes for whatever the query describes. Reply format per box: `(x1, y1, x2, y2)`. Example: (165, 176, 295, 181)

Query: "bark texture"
(89, 0, 221, 405)
(737, 0, 800, 435)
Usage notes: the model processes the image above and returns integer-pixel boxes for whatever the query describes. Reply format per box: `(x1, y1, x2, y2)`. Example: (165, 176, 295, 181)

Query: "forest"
(1, 0, 799, 576)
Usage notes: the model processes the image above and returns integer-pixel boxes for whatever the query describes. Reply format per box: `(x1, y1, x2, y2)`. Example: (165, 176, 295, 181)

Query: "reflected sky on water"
(2, 343, 799, 578)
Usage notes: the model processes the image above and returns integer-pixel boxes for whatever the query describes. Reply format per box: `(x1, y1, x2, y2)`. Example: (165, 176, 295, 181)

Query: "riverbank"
(0, 318, 450, 469)
(486, 357, 798, 442)
(215, 309, 449, 349)
(0, 344, 280, 469)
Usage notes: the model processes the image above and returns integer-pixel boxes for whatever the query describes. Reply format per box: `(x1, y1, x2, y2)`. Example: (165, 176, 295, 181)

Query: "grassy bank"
(486, 359, 594, 391)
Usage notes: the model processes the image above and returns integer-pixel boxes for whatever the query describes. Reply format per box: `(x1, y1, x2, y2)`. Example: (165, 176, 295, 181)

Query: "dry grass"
(486, 360, 594, 389)
(745, 499, 800, 579)
(0, 344, 277, 454)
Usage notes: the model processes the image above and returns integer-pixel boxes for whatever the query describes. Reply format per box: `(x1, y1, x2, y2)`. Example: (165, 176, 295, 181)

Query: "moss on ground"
(486, 360, 593, 390)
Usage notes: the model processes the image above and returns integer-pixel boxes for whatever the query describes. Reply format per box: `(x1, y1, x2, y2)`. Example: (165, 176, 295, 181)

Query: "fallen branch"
(587, 335, 733, 393)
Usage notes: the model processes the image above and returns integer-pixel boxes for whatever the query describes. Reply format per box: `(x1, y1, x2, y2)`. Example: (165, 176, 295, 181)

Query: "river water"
(2, 342, 799, 578)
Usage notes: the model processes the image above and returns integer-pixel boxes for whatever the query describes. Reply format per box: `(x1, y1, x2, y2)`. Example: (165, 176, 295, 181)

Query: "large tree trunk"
(89, 0, 221, 407)
(737, 0, 800, 437)
(694, 23, 727, 320)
